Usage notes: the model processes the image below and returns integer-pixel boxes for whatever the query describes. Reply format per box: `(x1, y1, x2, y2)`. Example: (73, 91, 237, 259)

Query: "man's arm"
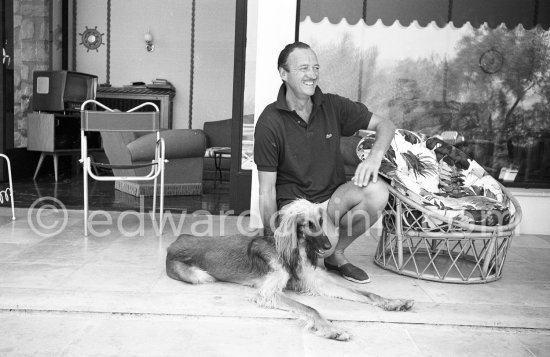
(258, 170, 278, 236)
(353, 113, 396, 187)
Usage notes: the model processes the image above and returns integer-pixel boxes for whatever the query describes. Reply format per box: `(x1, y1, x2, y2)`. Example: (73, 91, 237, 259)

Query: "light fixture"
(144, 31, 154, 52)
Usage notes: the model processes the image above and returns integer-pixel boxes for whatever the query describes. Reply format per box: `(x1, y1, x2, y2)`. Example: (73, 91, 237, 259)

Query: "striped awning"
(299, 0, 550, 30)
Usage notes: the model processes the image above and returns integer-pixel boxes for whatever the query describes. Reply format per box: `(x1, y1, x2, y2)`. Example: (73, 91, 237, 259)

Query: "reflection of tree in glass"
(449, 26, 550, 172)
(317, 26, 549, 180)
(311, 34, 379, 104)
(450, 27, 550, 132)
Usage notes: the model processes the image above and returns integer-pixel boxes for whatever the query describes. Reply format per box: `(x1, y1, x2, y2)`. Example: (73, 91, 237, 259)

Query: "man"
(254, 42, 396, 283)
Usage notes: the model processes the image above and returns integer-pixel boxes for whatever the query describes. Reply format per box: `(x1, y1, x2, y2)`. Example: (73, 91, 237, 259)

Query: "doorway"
(1, 1, 59, 181)
(1, 1, 14, 182)
(229, 0, 252, 214)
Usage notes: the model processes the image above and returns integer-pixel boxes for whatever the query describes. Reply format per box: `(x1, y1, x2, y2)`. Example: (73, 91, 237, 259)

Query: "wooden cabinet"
(27, 112, 101, 181)
(96, 87, 175, 129)
(27, 112, 58, 152)
(28, 112, 101, 152)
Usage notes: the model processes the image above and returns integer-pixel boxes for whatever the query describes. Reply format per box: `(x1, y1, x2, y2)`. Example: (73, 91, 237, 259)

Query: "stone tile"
(0, 208, 21, 218)
(0, 227, 48, 244)
(536, 235, 550, 243)
(0, 205, 548, 357)
(10, 241, 109, 265)
(8, 210, 82, 232)
(64, 315, 302, 357)
(417, 279, 550, 307)
(516, 332, 550, 356)
(59, 263, 164, 292)
(36, 230, 118, 248)
(0, 242, 33, 261)
(511, 247, 550, 267)
(0, 263, 79, 289)
(0, 312, 91, 356)
(511, 234, 550, 249)
(407, 325, 535, 357)
(92, 239, 167, 268)
(506, 249, 532, 263)
(500, 261, 550, 282)
(396, 302, 550, 329)
(0, 215, 16, 227)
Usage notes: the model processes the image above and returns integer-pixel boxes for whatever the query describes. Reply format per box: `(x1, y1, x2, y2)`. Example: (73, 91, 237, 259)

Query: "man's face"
(280, 48, 319, 100)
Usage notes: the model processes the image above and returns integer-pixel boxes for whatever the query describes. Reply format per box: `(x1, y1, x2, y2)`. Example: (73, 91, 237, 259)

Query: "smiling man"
(254, 42, 396, 283)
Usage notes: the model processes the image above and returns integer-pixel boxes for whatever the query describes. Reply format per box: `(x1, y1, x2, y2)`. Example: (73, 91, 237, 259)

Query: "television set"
(32, 70, 98, 112)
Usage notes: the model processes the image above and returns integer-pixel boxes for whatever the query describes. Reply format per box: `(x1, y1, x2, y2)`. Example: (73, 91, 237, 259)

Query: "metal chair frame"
(80, 100, 166, 236)
(0, 153, 15, 220)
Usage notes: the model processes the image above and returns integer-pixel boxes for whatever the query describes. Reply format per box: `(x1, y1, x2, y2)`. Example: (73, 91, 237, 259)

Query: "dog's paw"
(308, 320, 351, 341)
(383, 299, 414, 312)
(316, 325, 351, 341)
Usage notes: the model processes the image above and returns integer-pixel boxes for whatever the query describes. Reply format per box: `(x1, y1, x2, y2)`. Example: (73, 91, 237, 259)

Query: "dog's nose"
(322, 240, 332, 250)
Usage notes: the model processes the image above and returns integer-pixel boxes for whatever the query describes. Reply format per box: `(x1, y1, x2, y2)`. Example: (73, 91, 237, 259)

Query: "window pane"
(240, 0, 258, 171)
(300, 19, 550, 188)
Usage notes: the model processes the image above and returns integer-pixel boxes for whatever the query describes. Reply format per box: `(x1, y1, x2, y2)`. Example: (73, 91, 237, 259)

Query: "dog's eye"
(319, 217, 323, 228)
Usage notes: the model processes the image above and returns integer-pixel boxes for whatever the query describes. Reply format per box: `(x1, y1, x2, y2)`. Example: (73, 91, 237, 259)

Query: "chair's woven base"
(372, 184, 520, 284)
(374, 230, 514, 283)
(115, 181, 202, 197)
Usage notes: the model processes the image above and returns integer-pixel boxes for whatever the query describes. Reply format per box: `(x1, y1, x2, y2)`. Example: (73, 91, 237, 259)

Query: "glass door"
(1, 0, 14, 182)
(229, 0, 255, 214)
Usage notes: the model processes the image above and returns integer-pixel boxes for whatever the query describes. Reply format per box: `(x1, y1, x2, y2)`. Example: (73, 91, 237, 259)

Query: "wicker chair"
(353, 129, 523, 284)
(374, 179, 522, 284)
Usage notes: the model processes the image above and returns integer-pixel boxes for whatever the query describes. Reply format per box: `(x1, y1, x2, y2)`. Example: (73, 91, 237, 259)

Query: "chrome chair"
(0, 154, 15, 220)
(80, 100, 166, 236)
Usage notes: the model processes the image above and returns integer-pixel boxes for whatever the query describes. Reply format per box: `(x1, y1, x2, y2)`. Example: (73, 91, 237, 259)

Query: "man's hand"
(263, 225, 275, 237)
(352, 151, 384, 187)
(354, 113, 396, 187)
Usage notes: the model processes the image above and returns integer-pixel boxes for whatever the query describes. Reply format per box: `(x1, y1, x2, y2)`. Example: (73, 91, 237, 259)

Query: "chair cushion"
(354, 129, 511, 227)
(127, 129, 206, 162)
(203, 119, 232, 148)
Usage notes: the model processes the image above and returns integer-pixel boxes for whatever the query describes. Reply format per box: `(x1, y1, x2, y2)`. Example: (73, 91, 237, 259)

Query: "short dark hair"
(277, 42, 311, 71)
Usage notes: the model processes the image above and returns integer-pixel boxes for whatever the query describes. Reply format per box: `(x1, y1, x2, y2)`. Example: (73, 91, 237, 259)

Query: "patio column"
(249, 0, 297, 229)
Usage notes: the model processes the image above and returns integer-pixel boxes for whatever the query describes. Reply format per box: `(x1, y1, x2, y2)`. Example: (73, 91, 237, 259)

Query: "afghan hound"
(166, 199, 414, 341)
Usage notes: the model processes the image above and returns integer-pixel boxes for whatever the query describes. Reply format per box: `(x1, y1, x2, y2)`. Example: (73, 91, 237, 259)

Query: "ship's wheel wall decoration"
(79, 26, 104, 52)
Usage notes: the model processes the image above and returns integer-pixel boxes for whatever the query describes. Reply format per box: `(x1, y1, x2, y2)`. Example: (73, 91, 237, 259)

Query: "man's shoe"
(324, 261, 371, 284)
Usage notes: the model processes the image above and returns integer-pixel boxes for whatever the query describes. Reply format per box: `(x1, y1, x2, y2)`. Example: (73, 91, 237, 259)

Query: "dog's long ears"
(274, 212, 301, 265)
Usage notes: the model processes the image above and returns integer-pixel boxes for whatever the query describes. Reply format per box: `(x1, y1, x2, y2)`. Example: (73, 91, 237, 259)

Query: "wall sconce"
(144, 31, 154, 52)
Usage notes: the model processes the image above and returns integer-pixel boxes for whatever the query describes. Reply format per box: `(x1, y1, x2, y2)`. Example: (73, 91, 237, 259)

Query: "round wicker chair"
(374, 182, 523, 283)
(352, 129, 524, 284)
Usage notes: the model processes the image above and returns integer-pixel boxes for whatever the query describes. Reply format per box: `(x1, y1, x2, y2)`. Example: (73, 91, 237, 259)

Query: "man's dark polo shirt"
(254, 84, 373, 209)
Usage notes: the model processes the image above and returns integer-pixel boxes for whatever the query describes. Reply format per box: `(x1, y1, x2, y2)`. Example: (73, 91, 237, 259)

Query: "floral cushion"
(356, 129, 510, 227)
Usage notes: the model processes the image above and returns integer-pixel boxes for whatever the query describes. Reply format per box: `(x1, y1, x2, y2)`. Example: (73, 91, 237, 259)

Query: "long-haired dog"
(166, 199, 414, 341)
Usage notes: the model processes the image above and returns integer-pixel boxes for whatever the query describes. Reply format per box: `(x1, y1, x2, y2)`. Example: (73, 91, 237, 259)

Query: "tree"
(449, 26, 550, 136)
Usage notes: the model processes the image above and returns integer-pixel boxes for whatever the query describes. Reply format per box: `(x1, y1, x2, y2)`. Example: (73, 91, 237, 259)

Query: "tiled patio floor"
(0, 206, 549, 356)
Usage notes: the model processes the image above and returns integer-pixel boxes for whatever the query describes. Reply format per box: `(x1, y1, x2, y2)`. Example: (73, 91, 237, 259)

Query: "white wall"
(193, 1, 236, 126)
(510, 189, 550, 235)
(249, 0, 298, 229)
(75, 0, 235, 130)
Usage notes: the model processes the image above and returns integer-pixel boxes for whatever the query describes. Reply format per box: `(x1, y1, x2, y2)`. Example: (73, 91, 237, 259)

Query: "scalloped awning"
(299, 0, 550, 30)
